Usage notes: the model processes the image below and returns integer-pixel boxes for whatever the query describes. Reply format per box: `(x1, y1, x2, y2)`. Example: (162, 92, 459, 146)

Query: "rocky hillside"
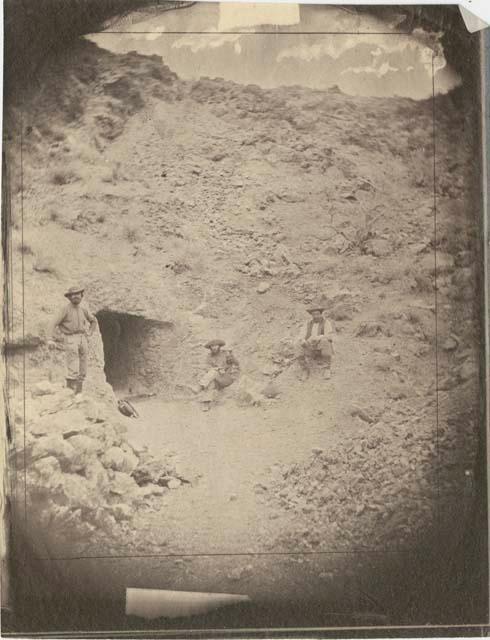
(4, 36, 482, 620)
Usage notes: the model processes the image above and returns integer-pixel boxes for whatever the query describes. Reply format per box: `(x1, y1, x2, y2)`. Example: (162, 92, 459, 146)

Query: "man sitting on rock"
(297, 301, 334, 381)
(198, 339, 240, 410)
(48, 286, 97, 394)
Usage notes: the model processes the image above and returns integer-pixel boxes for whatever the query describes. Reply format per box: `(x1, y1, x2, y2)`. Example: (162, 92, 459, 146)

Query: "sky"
(88, 3, 461, 100)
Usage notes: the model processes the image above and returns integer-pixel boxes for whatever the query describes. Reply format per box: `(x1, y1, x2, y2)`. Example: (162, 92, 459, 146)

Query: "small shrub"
(50, 167, 79, 186)
(170, 237, 204, 273)
(122, 224, 140, 243)
(49, 211, 59, 222)
(96, 214, 106, 223)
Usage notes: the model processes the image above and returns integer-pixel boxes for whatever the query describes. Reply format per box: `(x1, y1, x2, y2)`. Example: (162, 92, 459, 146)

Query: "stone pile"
(14, 381, 182, 548)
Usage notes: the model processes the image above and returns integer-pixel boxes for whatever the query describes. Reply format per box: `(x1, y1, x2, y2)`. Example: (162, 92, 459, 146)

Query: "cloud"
(277, 35, 446, 74)
(342, 61, 399, 78)
(276, 37, 359, 62)
(145, 32, 163, 41)
(172, 30, 241, 54)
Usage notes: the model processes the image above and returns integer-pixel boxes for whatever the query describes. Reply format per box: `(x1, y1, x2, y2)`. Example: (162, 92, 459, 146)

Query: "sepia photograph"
(2, 2, 488, 635)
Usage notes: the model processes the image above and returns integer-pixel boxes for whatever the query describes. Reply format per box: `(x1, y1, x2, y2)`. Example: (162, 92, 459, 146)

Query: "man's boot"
(66, 378, 76, 391)
(74, 379, 83, 395)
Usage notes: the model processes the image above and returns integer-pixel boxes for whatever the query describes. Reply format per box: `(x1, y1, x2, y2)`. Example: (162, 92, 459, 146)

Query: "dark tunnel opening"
(96, 310, 166, 395)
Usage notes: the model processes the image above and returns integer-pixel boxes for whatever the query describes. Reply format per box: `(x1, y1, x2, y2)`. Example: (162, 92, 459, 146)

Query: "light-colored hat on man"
(306, 295, 328, 314)
(64, 286, 85, 299)
(205, 339, 226, 349)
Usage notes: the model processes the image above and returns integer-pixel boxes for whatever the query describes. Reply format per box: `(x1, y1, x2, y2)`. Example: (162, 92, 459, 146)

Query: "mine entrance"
(96, 310, 172, 395)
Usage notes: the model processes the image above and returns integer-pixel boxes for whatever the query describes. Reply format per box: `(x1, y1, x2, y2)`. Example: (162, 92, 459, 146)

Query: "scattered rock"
(442, 336, 459, 352)
(32, 455, 61, 479)
(235, 377, 262, 407)
(32, 435, 76, 464)
(67, 434, 103, 472)
(458, 359, 478, 383)
(84, 459, 109, 490)
(262, 382, 280, 399)
(111, 503, 132, 521)
(167, 478, 181, 490)
(109, 471, 140, 496)
(256, 281, 271, 294)
(351, 407, 375, 424)
(330, 302, 354, 322)
(32, 381, 58, 397)
(364, 238, 392, 258)
(102, 446, 139, 474)
(139, 483, 166, 497)
(356, 322, 389, 338)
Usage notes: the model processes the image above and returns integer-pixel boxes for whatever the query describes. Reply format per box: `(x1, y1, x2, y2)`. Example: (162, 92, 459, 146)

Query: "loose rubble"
(16, 381, 184, 551)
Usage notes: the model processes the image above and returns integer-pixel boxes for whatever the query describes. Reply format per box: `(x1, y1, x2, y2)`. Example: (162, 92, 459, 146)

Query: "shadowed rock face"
(3, 13, 484, 630)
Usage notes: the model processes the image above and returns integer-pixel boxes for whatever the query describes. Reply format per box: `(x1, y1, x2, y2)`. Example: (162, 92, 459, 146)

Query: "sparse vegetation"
(50, 167, 79, 186)
(122, 223, 141, 243)
(323, 190, 385, 255)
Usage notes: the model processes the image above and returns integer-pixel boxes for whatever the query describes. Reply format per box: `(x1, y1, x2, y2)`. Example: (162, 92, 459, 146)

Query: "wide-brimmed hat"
(64, 286, 85, 299)
(205, 339, 226, 349)
(306, 296, 328, 314)
(307, 307, 325, 314)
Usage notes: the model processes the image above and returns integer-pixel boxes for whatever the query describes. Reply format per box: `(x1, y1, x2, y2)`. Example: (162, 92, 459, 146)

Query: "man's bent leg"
(296, 343, 311, 380)
(199, 368, 218, 389)
(316, 339, 333, 378)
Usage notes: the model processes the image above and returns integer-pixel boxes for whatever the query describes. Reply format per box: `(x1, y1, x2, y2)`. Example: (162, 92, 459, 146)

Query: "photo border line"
(14, 29, 443, 561)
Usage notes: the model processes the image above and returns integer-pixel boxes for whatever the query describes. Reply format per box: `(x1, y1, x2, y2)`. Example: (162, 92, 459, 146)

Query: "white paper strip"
(126, 588, 250, 620)
(219, 2, 300, 30)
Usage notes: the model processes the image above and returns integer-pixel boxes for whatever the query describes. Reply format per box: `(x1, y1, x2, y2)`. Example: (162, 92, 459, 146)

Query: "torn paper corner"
(459, 4, 489, 34)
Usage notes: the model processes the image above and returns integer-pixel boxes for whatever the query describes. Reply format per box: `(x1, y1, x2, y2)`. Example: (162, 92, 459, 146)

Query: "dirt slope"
(5, 38, 482, 621)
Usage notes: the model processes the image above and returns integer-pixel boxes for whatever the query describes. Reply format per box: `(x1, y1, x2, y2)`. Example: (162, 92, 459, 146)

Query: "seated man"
(297, 302, 334, 380)
(198, 339, 240, 410)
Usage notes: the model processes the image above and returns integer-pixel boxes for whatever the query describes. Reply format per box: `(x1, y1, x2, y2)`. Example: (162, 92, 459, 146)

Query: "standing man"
(48, 286, 97, 394)
(297, 301, 334, 380)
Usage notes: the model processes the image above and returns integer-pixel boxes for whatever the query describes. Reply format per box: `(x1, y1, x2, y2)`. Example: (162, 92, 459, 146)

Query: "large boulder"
(31, 380, 59, 397)
(102, 446, 139, 474)
(66, 434, 104, 472)
(31, 435, 76, 465)
(84, 459, 110, 491)
(109, 471, 140, 497)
